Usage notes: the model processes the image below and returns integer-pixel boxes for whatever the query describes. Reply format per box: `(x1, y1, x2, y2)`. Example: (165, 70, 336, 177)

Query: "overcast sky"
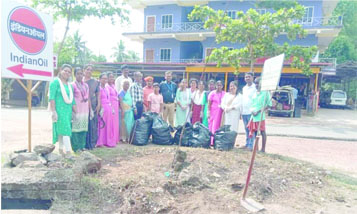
(22, 0, 144, 62)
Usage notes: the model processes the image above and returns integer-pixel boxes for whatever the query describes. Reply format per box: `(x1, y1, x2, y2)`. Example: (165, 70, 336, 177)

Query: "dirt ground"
(49, 145, 357, 214)
(2, 108, 357, 213)
(2, 108, 356, 177)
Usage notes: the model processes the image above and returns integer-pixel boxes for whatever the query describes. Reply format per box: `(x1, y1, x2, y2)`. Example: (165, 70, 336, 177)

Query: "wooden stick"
(242, 135, 259, 199)
(16, 79, 29, 93)
(242, 91, 271, 199)
(31, 81, 42, 93)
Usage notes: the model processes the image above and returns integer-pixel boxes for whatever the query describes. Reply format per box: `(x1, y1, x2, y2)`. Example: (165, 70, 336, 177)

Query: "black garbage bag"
(189, 122, 212, 148)
(173, 122, 193, 147)
(214, 125, 237, 151)
(132, 113, 153, 146)
(152, 116, 173, 145)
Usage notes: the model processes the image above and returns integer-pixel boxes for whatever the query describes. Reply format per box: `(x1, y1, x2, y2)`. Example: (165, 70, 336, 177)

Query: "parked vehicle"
(330, 90, 347, 108)
(319, 90, 331, 108)
(268, 86, 295, 117)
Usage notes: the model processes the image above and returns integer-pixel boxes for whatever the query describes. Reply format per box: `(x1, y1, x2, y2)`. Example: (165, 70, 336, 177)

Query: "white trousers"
(58, 135, 72, 153)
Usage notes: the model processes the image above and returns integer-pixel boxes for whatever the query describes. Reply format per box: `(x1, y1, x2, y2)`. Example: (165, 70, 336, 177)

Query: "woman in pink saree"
(107, 72, 120, 144)
(208, 80, 225, 146)
(96, 73, 116, 147)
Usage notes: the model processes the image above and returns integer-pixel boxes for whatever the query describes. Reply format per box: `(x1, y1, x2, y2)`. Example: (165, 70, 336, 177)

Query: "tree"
(31, 0, 128, 59)
(111, 40, 140, 62)
(112, 40, 126, 62)
(323, 36, 357, 64)
(126, 50, 140, 62)
(54, 36, 77, 66)
(188, 3, 317, 75)
(322, 0, 357, 64)
(1, 79, 14, 103)
(88, 53, 107, 63)
(256, 0, 298, 11)
(73, 30, 86, 65)
(332, 0, 357, 47)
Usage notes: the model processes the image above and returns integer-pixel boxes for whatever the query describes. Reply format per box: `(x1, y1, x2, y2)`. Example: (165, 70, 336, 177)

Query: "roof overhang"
(123, 31, 215, 42)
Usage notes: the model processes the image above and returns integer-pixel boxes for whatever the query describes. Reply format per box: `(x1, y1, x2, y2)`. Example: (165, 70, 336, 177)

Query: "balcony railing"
(138, 16, 343, 34)
(294, 16, 343, 27)
(146, 22, 206, 33)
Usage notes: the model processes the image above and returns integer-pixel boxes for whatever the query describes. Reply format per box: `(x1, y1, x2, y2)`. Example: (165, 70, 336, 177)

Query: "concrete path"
(239, 108, 357, 141)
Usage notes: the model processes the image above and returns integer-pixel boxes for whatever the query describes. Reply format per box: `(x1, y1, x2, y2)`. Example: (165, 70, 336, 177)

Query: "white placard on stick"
(261, 54, 285, 91)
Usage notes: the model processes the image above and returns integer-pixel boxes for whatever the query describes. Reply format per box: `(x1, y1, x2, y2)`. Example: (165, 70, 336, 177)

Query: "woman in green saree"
(119, 80, 134, 143)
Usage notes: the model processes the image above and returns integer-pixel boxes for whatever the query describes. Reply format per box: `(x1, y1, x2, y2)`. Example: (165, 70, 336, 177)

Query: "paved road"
(1, 107, 356, 176)
(239, 108, 357, 141)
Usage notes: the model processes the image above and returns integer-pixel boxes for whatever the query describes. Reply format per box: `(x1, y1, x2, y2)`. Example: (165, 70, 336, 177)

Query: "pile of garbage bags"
(132, 116, 237, 151)
(214, 125, 237, 151)
(132, 112, 173, 146)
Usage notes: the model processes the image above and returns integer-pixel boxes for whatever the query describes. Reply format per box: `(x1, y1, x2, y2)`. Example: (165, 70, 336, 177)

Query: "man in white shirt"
(242, 72, 257, 150)
(115, 65, 133, 93)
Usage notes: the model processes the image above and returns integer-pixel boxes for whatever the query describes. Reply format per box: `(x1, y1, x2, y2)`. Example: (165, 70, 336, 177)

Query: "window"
(302, 6, 313, 24)
(160, 49, 171, 62)
(256, 9, 266, 15)
(226, 10, 237, 19)
(161, 15, 173, 29)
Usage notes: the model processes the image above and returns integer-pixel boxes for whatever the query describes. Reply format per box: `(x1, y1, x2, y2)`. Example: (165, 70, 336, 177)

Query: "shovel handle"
(242, 135, 260, 199)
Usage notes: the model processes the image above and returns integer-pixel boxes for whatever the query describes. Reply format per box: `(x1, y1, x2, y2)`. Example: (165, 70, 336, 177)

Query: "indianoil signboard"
(1, 0, 53, 81)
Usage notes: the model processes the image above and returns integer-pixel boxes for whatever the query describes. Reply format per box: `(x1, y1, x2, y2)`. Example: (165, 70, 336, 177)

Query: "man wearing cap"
(143, 76, 154, 112)
(115, 65, 133, 93)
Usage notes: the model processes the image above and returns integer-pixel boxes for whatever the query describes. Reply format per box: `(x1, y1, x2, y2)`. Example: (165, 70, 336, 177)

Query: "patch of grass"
(51, 174, 122, 213)
(327, 172, 357, 189)
(263, 153, 302, 163)
(1, 153, 8, 165)
(89, 145, 139, 161)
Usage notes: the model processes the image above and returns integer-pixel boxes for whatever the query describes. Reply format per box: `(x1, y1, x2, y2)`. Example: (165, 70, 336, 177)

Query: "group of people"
(50, 64, 271, 155)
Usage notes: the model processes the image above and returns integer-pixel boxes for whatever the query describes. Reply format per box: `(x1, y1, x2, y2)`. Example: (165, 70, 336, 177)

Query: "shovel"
(240, 92, 272, 212)
(240, 136, 265, 212)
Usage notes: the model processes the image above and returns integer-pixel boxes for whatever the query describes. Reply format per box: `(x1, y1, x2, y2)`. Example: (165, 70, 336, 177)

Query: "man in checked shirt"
(130, 72, 144, 120)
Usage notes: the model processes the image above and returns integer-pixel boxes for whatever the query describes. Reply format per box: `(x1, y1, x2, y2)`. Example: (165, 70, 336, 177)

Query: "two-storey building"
(124, 0, 341, 64)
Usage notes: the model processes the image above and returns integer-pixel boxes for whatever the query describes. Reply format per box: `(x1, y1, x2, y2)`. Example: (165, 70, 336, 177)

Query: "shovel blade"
(240, 198, 265, 213)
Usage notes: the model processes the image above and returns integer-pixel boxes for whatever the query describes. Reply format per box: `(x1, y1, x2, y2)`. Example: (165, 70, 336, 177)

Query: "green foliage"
(89, 54, 107, 63)
(31, 0, 129, 24)
(323, 0, 357, 64)
(1, 79, 14, 103)
(54, 31, 108, 67)
(256, 0, 298, 10)
(112, 40, 140, 62)
(332, 0, 357, 46)
(323, 36, 357, 64)
(31, 0, 129, 61)
(54, 37, 77, 66)
(188, 4, 317, 75)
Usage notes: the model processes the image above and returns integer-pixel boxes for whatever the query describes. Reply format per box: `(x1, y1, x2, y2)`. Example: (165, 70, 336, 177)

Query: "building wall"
(142, 0, 323, 61)
(181, 6, 194, 22)
(143, 39, 181, 62)
(143, 0, 324, 28)
(144, 34, 318, 62)
(144, 4, 182, 31)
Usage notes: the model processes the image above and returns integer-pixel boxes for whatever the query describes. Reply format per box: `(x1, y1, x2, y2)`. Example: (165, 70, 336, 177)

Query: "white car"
(330, 90, 347, 108)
